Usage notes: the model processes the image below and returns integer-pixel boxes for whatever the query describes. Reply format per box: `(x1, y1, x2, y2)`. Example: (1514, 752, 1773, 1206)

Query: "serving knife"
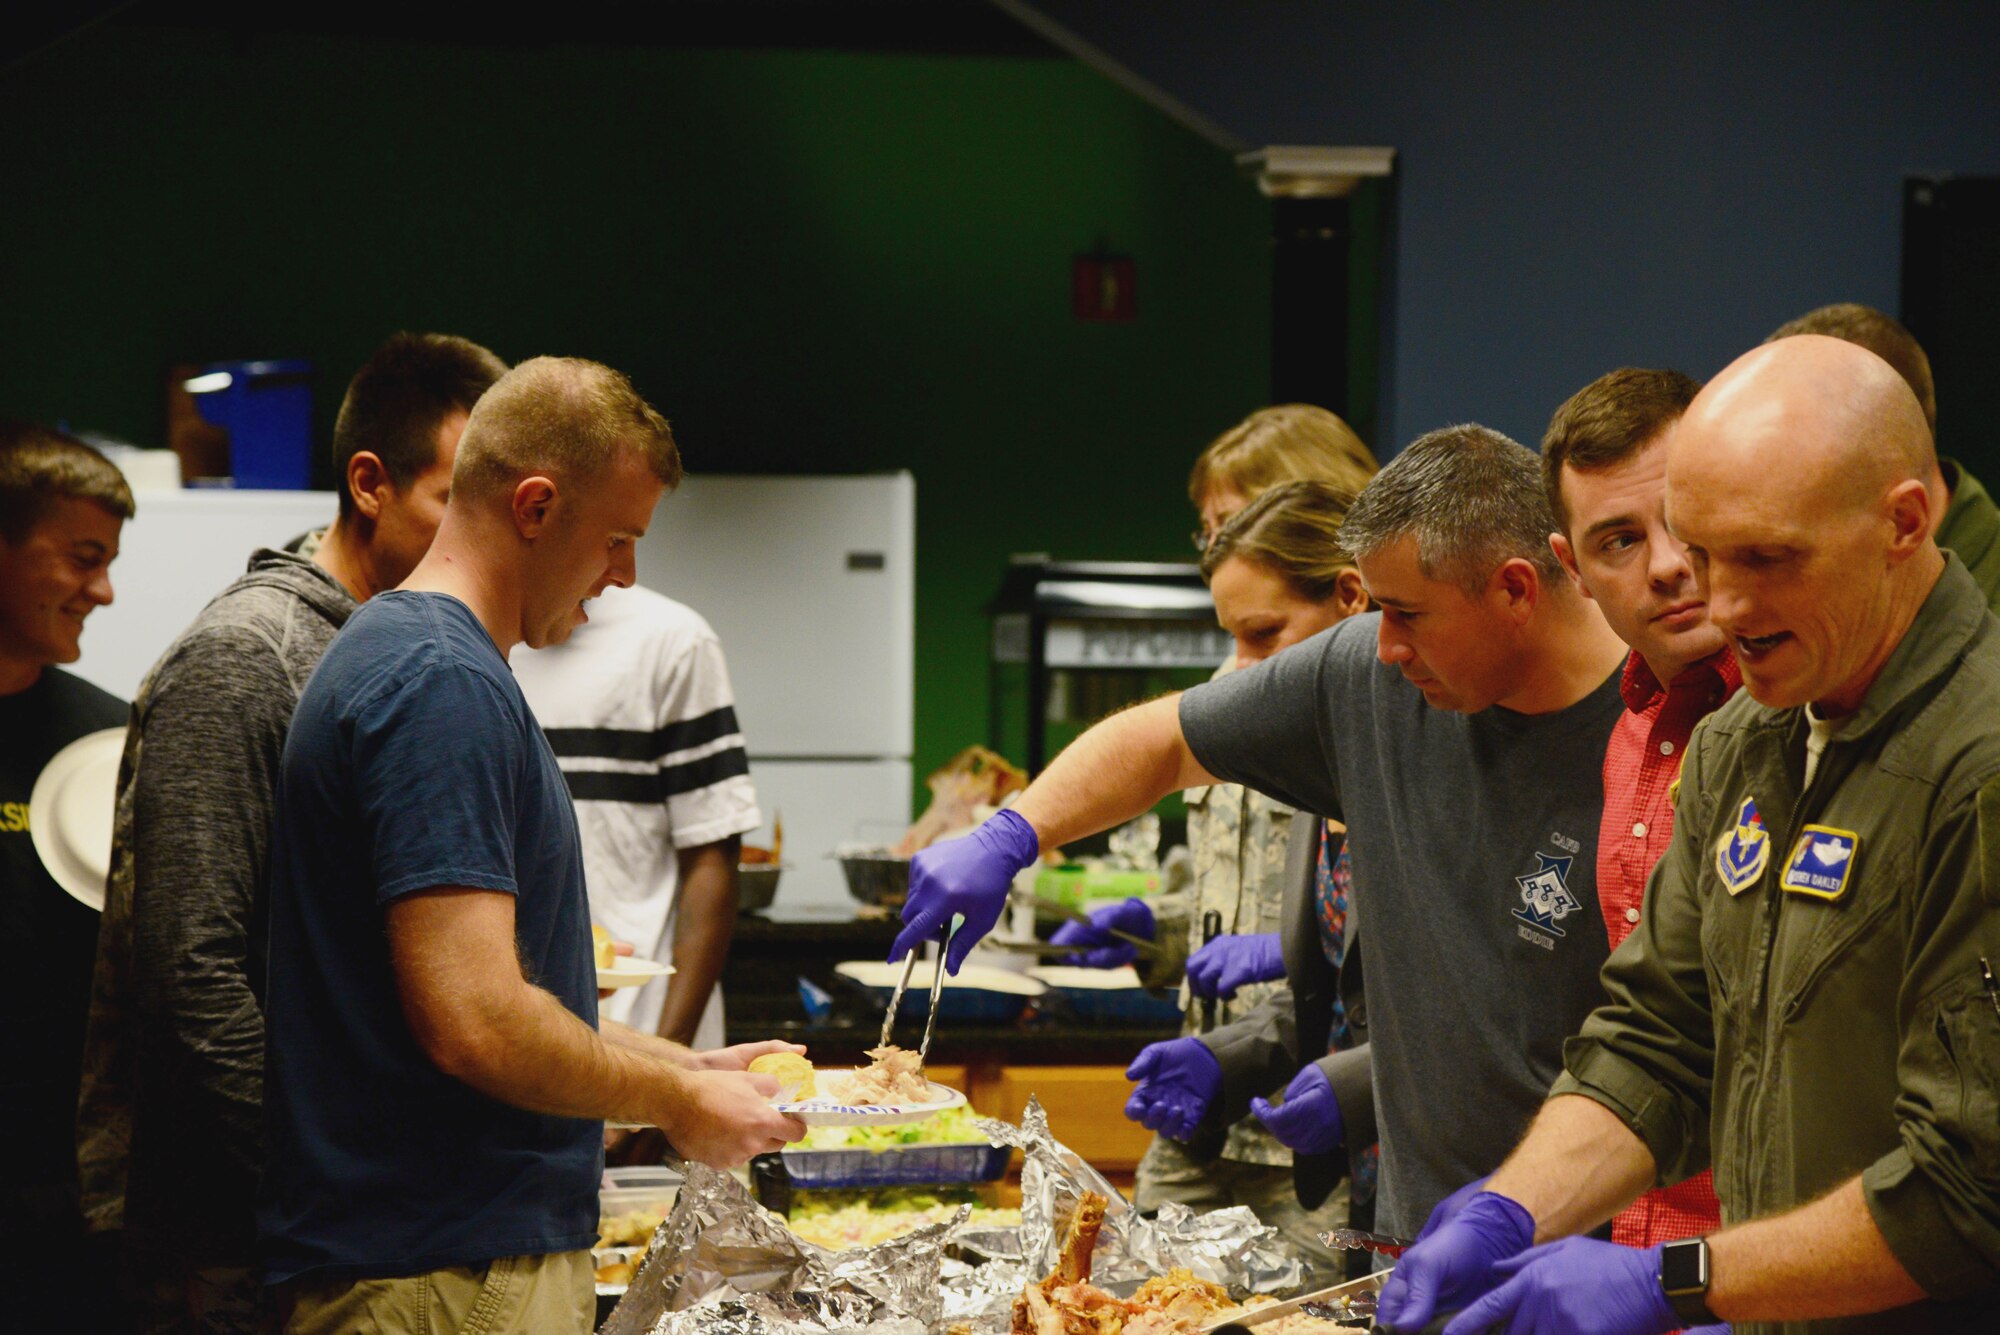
(981, 936, 1100, 956)
(1008, 889, 1162, 957)
(1196, 1272, 1385, 1333)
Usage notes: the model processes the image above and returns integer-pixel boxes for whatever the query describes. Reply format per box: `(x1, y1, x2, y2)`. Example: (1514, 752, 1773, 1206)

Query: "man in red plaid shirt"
(1543, 368, 1732, 1256)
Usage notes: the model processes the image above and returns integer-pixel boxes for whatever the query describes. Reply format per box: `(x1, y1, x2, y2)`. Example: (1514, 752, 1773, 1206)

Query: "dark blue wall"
(1026, 0, 2000, 451)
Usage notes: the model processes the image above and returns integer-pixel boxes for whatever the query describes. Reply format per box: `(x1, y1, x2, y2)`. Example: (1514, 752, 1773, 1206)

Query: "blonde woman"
(1186, 404, 1378, 549)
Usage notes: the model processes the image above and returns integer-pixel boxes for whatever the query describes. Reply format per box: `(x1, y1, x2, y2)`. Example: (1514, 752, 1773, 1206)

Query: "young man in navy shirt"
(260, 358, 806, 1333)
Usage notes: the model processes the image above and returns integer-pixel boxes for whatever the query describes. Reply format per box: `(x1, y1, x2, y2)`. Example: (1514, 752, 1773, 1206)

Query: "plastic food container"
(593, 1244, 645, 1296)
(598, 1164, 681, 1244)
(1031, 864, 1163, 912)
(1028, 964, 1186, 1025)
(833, 960, 1045, 1024)
(778, 1142, 1011, 1189)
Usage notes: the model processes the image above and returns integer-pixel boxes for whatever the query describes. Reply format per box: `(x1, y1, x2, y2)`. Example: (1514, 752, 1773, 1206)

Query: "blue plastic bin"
(184, 359, 313, 489)
(1043, 984, 1186, 1026)
(833, 962, 1043, 1026)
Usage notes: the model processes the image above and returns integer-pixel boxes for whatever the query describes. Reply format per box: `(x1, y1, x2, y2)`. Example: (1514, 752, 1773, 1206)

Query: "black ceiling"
(8, 0, 1060, 69)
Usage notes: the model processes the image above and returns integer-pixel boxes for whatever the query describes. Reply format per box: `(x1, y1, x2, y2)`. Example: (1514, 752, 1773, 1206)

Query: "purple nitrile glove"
(1185, 932, 1284, 999)
(1049, 896, 1154, 968)
(1681, 1326, 1732, 1334)
(1123, 1037, 1222, 1142)
(1443, 1239, 1677, 1335)
(1250, 1062, 1344, 1155)
(891, 809, 1040, 974)
(1373, 1190, 1536, 1331)
(1418, 1176, 1492, 1242)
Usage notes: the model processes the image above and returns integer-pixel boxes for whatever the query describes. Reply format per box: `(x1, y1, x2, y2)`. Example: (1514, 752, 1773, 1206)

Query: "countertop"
(722, 907, 1181, 1065)
(725, 1014, 1180, 1066)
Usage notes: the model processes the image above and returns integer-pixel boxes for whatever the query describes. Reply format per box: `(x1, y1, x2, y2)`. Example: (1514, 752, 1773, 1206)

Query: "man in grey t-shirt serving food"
(893, 424, 1630, 1241)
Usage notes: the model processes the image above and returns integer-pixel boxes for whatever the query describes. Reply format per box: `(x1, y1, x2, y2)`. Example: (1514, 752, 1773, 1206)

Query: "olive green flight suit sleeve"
(1548, 725, 1717, 1187)
(1858, 783, 2000, 1301)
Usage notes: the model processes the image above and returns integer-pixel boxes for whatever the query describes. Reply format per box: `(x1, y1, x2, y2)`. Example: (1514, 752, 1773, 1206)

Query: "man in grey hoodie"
(77, 332, 507, 1332)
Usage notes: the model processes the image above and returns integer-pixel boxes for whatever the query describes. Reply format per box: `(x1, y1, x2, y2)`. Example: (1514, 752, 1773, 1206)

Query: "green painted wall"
(0, 30, 1270, 814)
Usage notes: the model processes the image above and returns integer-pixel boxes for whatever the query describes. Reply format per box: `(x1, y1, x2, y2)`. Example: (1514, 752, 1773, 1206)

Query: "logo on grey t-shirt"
(1513, 851, 1582, 946)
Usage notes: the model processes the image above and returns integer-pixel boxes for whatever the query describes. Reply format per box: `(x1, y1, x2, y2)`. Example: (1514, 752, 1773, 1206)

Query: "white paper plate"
(1027, 964, 1148, 991)
(29, 727, 124, 912)
(833, 960, 1045, 997)
(771, 1070, 968, 1127)
(597, 958, 674, 989)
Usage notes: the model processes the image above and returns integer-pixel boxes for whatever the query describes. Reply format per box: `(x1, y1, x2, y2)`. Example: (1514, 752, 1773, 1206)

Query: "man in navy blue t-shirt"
(260, 358, 806, 1333)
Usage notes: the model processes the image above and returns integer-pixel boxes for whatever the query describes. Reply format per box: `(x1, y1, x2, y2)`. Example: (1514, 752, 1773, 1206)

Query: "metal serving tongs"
(880, 912, 962, 1061)
(1322, 1227, 1416, 1259)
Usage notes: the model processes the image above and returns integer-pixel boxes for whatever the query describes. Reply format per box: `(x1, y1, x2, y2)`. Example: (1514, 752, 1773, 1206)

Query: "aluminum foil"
(966, 1098, 1307, 1305)
(605, 1100, 1305, 1335)
(601, 1162, 956, 1335)
(938, 1252, 1029, 1329)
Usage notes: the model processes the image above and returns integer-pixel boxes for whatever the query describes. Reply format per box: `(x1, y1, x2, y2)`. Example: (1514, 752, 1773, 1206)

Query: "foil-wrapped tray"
(603, 1097, 1311, 1335)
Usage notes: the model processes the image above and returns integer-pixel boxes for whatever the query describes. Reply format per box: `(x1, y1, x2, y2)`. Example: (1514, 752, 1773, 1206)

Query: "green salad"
(783, 1187, 1020, 1249)
(798, 1106, 999, 1151)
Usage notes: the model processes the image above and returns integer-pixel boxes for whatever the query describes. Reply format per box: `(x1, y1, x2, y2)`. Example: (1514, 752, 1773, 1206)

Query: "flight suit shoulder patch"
(1715, 795, 1770, 896)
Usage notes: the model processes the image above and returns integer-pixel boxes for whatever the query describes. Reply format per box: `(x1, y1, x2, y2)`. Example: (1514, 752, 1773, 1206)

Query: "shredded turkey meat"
(840, 1045, 933, 1105)
(1009, 1194, 1290, 1335)
(1253, 1316, 1368, 1333)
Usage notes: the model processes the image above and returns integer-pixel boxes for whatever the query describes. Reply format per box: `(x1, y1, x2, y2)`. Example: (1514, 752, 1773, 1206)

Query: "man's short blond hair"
(452, 356, 682, 500)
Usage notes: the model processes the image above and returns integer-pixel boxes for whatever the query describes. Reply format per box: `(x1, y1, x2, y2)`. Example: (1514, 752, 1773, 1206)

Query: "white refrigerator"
(67, 474, 916, 915)
(631, 472, 915, 912)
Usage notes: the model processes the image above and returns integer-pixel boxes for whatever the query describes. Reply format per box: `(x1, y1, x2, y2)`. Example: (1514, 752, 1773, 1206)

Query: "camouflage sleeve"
(76, 715, 140, 1233)
(1139, 905, 1191, 990)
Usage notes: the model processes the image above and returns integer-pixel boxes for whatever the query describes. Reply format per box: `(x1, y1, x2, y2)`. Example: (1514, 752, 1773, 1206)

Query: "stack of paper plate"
(30, 727, 124, 911)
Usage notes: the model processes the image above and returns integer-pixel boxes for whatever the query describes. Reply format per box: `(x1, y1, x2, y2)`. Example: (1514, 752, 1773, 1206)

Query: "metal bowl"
(837, 850, 910, 908)
(737, 862, 784, 913)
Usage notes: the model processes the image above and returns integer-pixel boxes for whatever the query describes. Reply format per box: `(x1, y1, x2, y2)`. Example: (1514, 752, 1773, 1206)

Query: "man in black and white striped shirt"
(514, 582, 760, 1050)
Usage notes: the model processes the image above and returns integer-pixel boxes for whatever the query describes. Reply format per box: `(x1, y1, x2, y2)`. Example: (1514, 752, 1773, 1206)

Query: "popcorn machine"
(987, 556, 1231, 777)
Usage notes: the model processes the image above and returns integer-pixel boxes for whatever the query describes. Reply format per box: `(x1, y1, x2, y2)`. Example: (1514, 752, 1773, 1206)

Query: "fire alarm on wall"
(1072, 251, 1136, 322)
